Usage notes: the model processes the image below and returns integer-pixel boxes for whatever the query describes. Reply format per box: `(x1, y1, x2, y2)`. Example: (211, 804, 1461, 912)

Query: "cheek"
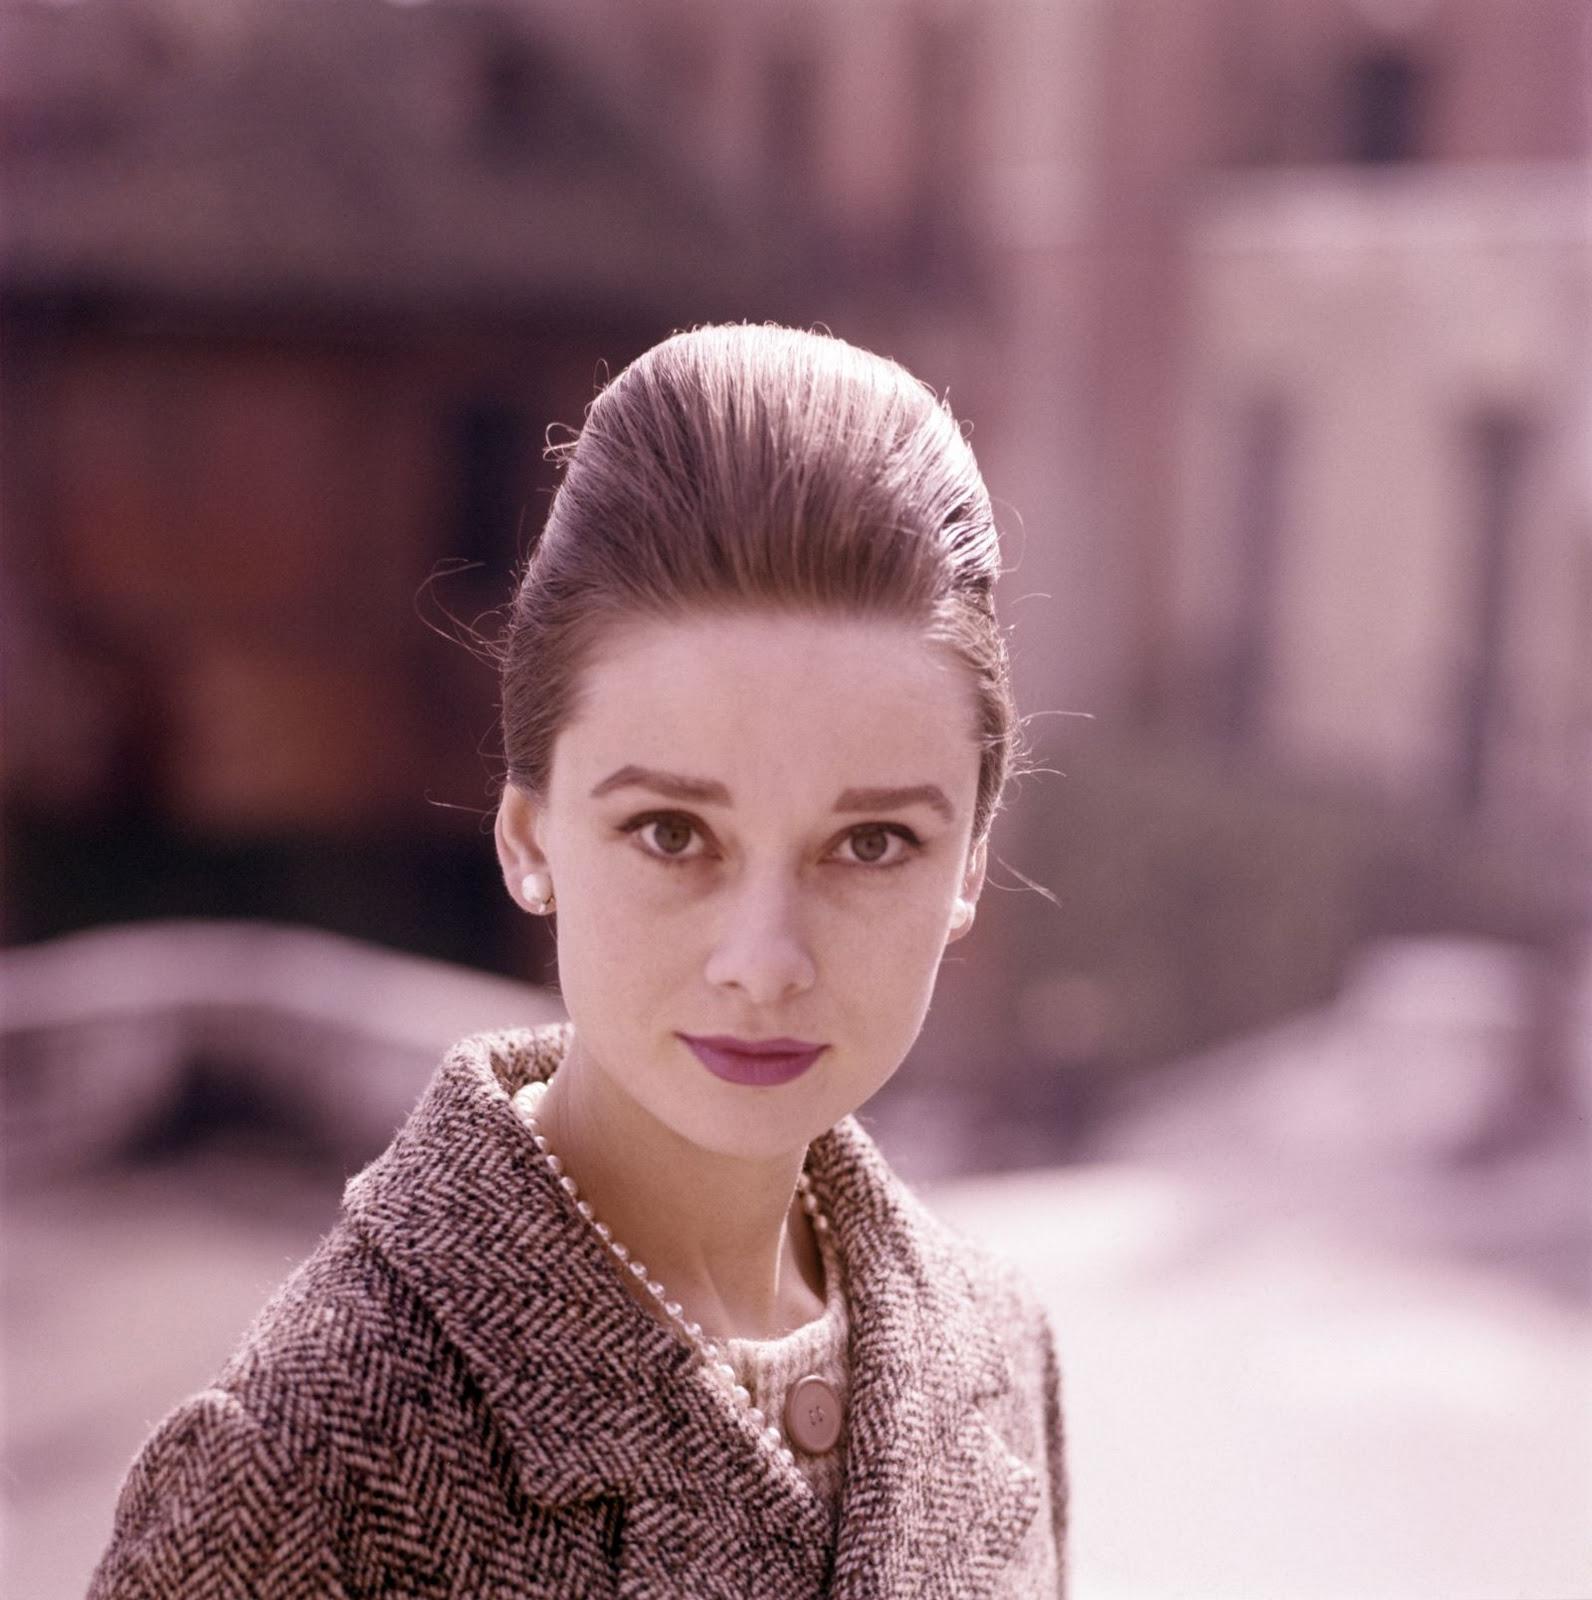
(546, 878, 628, 999)
(828, 891, 953, 994)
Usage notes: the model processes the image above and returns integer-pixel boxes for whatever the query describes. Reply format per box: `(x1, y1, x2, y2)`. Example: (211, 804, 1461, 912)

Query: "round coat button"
(783, 1374, 842, 1454)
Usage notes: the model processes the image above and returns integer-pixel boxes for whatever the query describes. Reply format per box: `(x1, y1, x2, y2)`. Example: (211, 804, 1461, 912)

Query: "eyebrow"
(589, 765, 955, 821)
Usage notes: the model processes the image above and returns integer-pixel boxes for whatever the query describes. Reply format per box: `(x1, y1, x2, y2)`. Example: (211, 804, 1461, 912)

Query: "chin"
(677, 1098, 833, 1162)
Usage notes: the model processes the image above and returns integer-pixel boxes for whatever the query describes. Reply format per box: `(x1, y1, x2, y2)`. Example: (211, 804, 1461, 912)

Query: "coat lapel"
(342, 1027, 1040, 1599)
(810, 1114, 1044, 1598)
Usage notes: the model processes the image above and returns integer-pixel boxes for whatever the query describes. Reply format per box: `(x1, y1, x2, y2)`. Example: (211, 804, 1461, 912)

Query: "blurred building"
(466, 0, 1592, 1080)
(1173, 162, 1588, 834)
(2, 0, 1587, 1089)
(528, 0, 1588, 745)
(0, 0, 795, 976)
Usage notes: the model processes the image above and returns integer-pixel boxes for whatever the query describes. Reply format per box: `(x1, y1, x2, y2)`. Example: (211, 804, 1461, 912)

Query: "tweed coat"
(89, 1023, 1069, 1598)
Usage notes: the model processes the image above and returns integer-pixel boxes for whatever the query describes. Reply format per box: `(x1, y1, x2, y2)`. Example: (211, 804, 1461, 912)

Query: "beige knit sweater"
(89, 1023, 1068, 1598)
(723, 1195, 850, 1525)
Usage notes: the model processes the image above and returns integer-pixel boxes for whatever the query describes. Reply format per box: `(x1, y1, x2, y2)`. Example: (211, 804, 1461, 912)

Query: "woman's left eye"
(834, 824, 920, 868)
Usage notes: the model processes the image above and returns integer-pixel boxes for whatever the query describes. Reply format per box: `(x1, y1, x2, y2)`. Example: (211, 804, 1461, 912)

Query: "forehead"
(555, 610, 980, 802)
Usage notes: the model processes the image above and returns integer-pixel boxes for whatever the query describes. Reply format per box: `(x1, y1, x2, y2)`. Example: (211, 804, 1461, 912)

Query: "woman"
(89, 324, 1069, 1598)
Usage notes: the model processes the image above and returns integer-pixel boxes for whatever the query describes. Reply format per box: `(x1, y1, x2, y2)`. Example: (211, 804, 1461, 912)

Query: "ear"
(495, 782, 551, 913)
(946, 835, 988, 944)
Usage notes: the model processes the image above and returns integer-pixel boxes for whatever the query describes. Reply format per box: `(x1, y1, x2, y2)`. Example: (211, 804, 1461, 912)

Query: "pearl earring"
(521, 870, 555, 914)
(950, 901, 974, 931)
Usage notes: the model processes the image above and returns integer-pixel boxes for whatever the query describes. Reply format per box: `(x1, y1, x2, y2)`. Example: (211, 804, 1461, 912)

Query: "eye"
(620, 812, 709, 864)
(618, 814, 921, 870)
(833, 823, 921, 868)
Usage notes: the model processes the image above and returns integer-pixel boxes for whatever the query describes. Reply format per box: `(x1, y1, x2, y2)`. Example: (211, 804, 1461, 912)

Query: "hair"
(499, 323, 1023, 843)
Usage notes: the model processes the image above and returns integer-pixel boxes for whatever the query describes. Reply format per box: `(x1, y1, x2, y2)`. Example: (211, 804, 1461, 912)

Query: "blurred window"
(1578, 525, 1592, 807)
(1219, 394, 1291, 747)
(647, 15, 710, 139)
(447, 399, 526, 574)
(477, 34, 549, 162)
(1344, 48, 1426, 164)
(1455, 409, 1533, 815)
(764, 44, 818, 205)
(902, 10, 975, 287)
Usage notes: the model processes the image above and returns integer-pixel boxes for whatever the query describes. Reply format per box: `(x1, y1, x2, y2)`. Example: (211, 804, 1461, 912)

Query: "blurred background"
(2, 0, 1589, 1596)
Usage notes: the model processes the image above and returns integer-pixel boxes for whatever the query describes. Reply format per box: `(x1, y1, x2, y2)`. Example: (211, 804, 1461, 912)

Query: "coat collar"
(342, 1025, 1040, 1598)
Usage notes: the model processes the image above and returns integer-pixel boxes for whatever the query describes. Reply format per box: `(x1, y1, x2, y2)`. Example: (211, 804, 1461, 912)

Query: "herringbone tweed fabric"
(89, 1024, 1069, 1598)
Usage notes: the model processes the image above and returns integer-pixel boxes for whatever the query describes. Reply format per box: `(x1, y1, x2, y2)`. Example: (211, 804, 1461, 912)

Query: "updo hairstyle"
(500, 324, 1021, 843)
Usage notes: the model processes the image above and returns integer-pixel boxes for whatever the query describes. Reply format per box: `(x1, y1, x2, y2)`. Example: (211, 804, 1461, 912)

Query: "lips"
(678, 1034, 827, 1088)
(691, 1035, 823, 1056)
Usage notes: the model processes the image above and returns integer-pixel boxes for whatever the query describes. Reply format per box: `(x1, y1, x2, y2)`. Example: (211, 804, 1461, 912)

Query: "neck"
(533, 1036, 826, 1342)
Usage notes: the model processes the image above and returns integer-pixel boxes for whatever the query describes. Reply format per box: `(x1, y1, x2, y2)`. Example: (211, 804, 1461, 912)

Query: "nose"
(703, 874, 817, 1006)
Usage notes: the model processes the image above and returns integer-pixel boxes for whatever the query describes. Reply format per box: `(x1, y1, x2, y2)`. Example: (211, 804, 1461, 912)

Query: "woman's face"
(496, 609, 987, 1161)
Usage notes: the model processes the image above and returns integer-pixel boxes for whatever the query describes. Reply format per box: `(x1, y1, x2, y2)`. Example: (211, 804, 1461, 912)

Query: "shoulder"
(880, 1166, 1064, 1416)
(897, 1183, 1071, 1589)
(934, 1207, 1060, 1384)
(865, 1143, 1053, 1332)
(90, 1223, 503, 1599)
(821, 1111, 1060, 1361)
(939, 1211, 1048, 1321)
(912, 1185, 1071, 1585)
(215, 1222, 501, 1478)
(87, 1383, 341, 1598)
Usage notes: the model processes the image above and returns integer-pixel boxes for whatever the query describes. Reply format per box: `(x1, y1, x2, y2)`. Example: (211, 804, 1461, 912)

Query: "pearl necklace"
(510, 1078, 837, 1471)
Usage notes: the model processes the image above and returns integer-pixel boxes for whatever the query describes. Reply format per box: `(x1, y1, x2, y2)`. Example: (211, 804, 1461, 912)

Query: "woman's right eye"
(621, 813, 707, 863)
